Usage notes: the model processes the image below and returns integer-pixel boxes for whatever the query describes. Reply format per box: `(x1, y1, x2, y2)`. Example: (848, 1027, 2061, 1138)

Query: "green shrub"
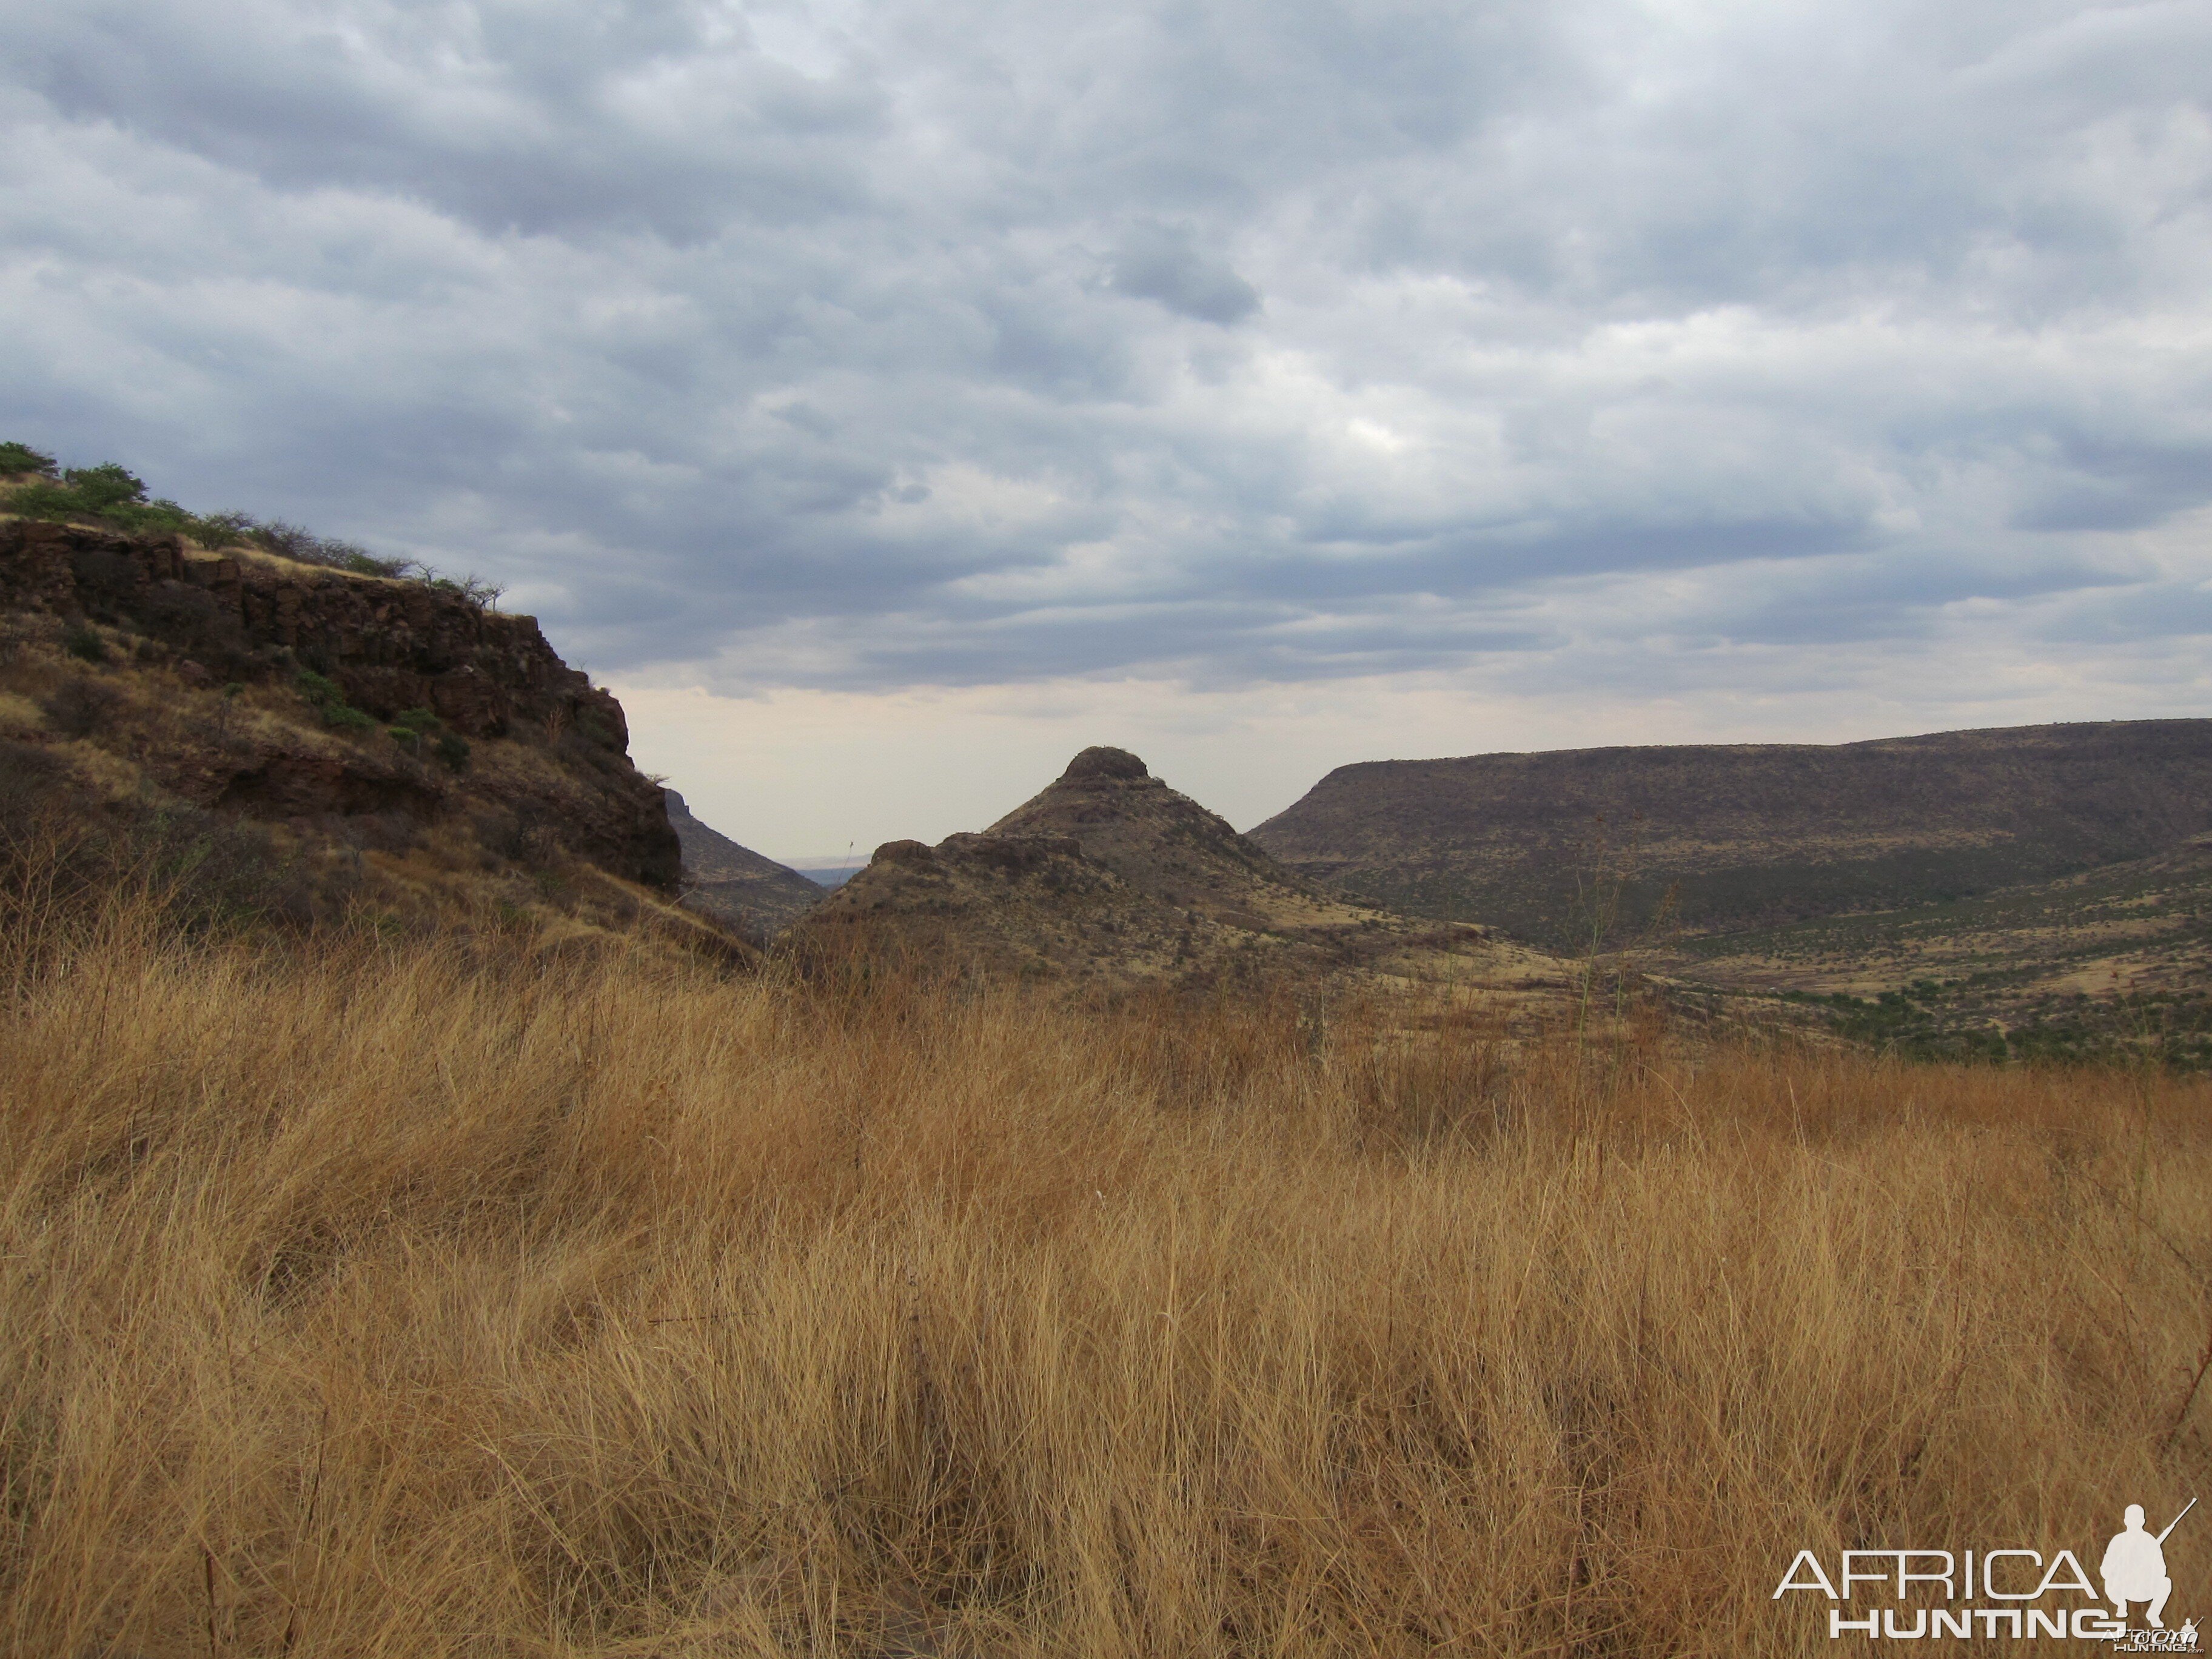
(61, 624, 106, 663)
(5, 462, 218, 543)
(0, 441, 56, 477)
(7, 480, 92, 522)
(386, 707, 463, 761)
(295, 669, 375, 733)
(61, 463, 149, 512)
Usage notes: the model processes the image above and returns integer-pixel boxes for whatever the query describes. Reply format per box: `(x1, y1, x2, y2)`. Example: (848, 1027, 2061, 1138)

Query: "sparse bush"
(60, 623, 106, 663)
(427, 572, 504, 609)
(244, 515, 414, 578)
(189, 509, 256, 549)
(293, 668, 375, 733)
(434, 731, 471, 772)
(193, 683, 246, 750)
(39, 675, 122, 738)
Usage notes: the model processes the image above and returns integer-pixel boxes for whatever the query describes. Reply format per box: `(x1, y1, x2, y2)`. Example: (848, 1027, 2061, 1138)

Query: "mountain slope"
(1248, 721, 2212, 949)
(788, 747, 1568, 1002)
(0, 515, 744, 957)
(665, 789, 823, 939)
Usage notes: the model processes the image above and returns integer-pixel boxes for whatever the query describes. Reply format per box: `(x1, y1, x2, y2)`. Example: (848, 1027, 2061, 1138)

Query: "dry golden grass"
(3, 882, 2210, 1656)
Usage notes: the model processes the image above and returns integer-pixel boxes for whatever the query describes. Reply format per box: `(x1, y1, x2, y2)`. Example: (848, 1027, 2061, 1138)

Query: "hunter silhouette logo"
(2104, 1501, 2191, 1629)
(1775, 1497, 2198, 1643)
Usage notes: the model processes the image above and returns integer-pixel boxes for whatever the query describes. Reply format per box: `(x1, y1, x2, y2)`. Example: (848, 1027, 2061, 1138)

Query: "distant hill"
(1247, 721, 2212, 952)
(787, 746, 1567, 1004)
(665, 790, 823, 940)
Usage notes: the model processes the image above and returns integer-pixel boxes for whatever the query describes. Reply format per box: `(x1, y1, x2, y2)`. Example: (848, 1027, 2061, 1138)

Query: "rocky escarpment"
(1, 519, 638, 744)
(2, 521, 672, 898)
(0, 518, 731, 953)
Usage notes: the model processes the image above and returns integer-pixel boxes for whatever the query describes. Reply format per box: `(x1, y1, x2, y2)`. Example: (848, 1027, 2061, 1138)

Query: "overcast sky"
(5, 0, 2209, 860)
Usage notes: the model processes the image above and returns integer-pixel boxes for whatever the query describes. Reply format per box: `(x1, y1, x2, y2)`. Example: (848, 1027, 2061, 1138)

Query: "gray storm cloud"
(0, 0, 2207, 702)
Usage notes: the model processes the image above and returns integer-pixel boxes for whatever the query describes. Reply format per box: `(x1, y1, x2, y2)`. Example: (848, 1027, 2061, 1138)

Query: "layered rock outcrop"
(1, 519, 632, 744)
(0, 517, 680, 897)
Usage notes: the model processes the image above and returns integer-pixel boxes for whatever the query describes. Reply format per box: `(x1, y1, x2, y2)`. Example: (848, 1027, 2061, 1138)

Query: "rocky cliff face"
(0, 518, 705, 943)
(2, 518, 637, 743)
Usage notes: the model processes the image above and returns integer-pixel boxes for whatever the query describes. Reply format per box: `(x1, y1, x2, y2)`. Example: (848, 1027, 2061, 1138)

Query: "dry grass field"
(4, 874, 2211, 1656)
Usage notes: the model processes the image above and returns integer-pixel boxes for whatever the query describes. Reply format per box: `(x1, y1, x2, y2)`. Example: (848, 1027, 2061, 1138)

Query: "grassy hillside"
(6, 878, 2208, 1655)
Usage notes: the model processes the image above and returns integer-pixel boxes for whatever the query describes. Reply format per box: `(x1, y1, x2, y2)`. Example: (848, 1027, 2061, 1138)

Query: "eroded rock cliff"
(0, 518, 715, 949)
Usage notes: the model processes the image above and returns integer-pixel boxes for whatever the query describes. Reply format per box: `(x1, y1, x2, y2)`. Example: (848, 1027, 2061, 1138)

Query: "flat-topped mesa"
(1246, 719, 2212, 947)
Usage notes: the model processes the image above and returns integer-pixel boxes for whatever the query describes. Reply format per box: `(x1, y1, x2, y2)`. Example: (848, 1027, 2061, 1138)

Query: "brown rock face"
(215, 752, 446, 820)
(1, 519, 632, 742)
(0, 518, 679, 893)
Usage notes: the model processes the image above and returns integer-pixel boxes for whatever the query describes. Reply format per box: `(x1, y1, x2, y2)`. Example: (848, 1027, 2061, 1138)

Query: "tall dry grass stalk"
(2, 885, 2209, 1656)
